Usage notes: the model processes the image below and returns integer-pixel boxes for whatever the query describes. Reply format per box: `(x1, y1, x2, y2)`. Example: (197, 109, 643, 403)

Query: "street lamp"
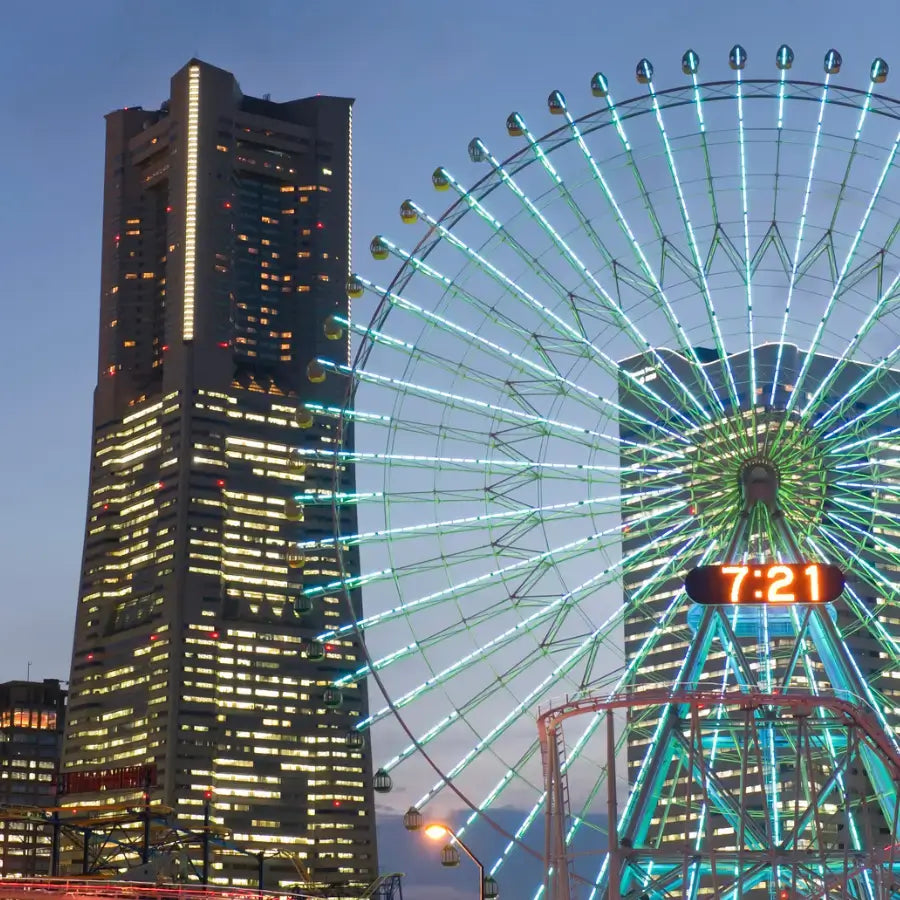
(411, 819, 499, 899)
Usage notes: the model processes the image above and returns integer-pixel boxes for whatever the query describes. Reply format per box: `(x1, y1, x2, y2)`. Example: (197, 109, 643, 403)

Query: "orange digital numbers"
(722, 566, 749, 603)
(766, 565, 795, 603)
(685, 563, 844, 606)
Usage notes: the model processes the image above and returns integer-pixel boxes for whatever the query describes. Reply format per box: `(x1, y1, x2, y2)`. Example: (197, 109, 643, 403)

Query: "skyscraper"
(0, 679, 66, 877)
(63, 60, 377, 891)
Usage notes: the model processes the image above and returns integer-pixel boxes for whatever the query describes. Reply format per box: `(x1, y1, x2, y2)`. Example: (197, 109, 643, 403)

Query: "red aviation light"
(332, 800, 341, 807)
(204, 789, 213, 801)
(216, 479, 226, 488)
(224, 201, 232, 209)
(166, 206, 173, 213)
(209, 630, 220, 640)
(218, 341, 230, 348)
(325, 643, 335, 653)
(316, 221, 325, 229)
(149, 634, 158, 642)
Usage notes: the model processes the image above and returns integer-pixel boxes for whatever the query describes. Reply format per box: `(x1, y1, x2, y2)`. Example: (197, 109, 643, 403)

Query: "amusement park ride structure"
(328, 42, 900, 900)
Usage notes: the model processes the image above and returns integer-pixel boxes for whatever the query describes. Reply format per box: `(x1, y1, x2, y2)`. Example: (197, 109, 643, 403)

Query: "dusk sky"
(3, 1, 900, 895)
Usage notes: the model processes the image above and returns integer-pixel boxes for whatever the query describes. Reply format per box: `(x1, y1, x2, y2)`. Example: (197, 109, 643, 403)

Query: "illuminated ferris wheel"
(306, 46, 900, 898)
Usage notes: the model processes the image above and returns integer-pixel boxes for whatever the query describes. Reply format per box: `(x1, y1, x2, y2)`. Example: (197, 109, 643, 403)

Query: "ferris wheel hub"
(738, 456, 780, 509)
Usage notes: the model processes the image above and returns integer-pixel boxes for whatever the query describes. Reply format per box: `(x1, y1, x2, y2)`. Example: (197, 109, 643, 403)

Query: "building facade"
(0, 679, 66, 877)
(63, 60, 377, 891)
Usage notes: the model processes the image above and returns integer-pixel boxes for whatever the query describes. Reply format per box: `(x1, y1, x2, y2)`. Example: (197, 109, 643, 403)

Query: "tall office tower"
(0, 679, 66, 876)
(63, 60, 378, 891)
(619, 344, 900, 857)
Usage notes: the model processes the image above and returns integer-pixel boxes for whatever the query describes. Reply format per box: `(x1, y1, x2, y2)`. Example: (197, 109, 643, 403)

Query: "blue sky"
(3, 1, 900, 895)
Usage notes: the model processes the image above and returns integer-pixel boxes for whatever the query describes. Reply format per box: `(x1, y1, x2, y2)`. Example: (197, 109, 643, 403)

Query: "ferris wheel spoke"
(372, 225, 703, 433)
(785, 122, 900, 418)
(301, 401, 391, 426)
(456, 739, 549, 856)
(405, 646, 600, 809)
(810, 356, 900, 437)
(302, 485, 682, 552)
(806, 537, 900, 662)
(316, 358, 628, 453)
(642, 67, 742, 415)
(454, 140, 718, 427)
(360, 519, 700, 737)
(316, 497, 690, 635)
(826, 424, 900, 462)
(812, 369, 900, 443)
(797, 285, 900, 434)
(827, 74, 880, 234)
(541, 526, 703, 672)
(816, 524, 900, 597)
(507, 108, 619, 277)
(833, 477, 900, 503)
(733, 62, 758, 414)
(339, 283, 691, 447)
(392, 527, 705, 819)
(769, 73, 833, 407)
(292, 446, 656, 478)
(789, 69, 895, 423)
(827, 493, 900, 529)
(584, 79, 762, 444)
(514, 99, 741, 439)
(554, 92, 753, 460)
(825, 511, 900, 563)
(335, 510, 692, 695)
(685, 54, 720, 225)
(771, 46, 791, 219)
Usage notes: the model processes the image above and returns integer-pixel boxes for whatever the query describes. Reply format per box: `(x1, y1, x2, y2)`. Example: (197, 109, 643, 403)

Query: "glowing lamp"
(425, 824, 449, 841)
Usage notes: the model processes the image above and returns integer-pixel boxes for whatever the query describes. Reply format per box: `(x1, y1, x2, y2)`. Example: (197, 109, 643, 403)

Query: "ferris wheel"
(306, 46, 900, 898)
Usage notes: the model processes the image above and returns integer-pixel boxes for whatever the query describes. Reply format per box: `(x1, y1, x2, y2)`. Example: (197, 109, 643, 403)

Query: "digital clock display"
(684, 563, 845, 606)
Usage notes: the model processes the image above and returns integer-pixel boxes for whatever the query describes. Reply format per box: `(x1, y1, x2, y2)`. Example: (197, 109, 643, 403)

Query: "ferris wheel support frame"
(539, 690, 900, 900)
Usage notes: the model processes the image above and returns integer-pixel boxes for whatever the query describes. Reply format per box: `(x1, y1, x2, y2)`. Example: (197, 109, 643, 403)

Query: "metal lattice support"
(541, 691, 900, 898)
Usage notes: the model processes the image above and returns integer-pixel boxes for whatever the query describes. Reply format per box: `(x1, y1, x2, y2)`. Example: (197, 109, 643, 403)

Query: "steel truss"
(541, 690, 900, 899)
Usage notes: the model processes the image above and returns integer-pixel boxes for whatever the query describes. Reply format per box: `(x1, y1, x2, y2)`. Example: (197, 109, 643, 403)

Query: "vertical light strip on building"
(346, 105, 353, 364)
(183, 66, 200, 342)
